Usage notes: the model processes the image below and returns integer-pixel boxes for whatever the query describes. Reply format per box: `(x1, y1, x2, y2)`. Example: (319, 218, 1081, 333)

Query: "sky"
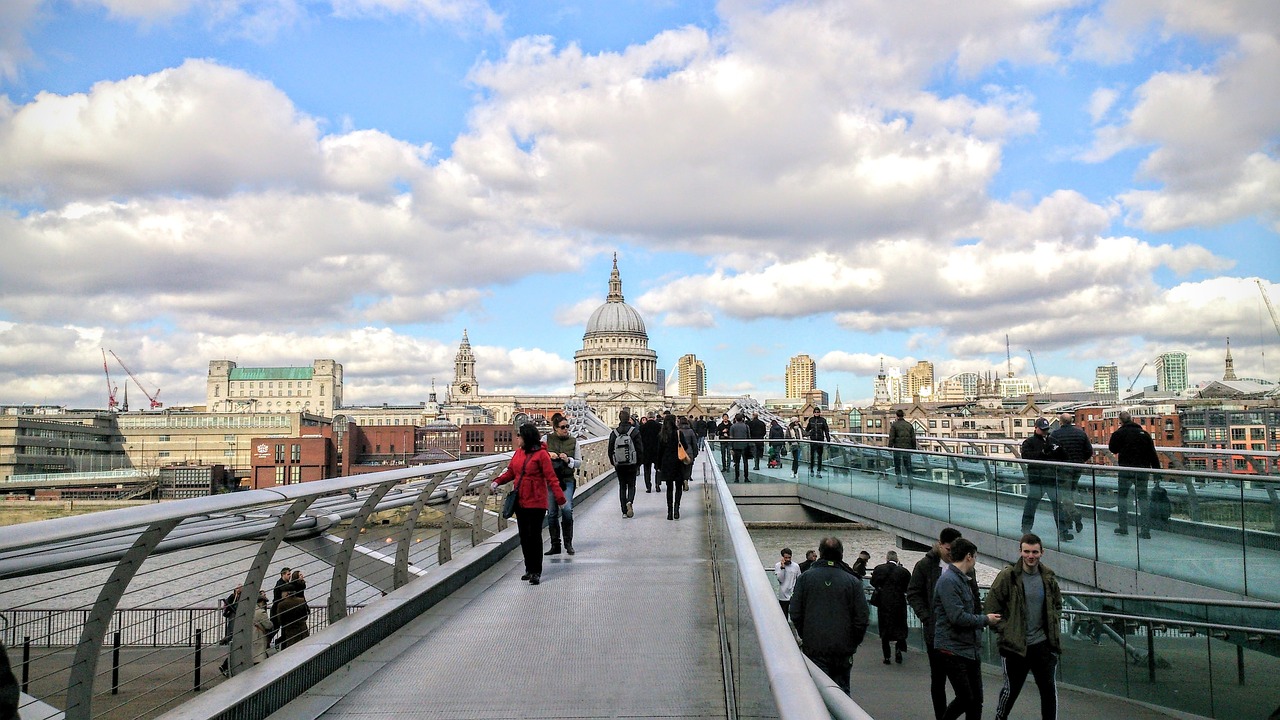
(1, 0, 1278, 410)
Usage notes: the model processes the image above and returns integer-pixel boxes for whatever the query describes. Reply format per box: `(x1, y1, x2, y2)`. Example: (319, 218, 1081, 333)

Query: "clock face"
(459, 383, 471, 393)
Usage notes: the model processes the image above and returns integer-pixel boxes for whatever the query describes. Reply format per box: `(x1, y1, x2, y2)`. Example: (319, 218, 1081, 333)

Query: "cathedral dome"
(582, 256, 648, 339)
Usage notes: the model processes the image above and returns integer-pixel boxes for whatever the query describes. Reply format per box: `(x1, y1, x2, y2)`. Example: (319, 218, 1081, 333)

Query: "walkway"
(271, 459, 729, 720)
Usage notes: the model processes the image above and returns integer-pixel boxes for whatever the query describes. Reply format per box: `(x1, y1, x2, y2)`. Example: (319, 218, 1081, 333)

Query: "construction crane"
(101, 349, 118, 412)
(1258, 279, 1280, 340)
(1026, 350, 1044, 393)
(108, 350, 163, 409)
(1127, 362, 1149, 392)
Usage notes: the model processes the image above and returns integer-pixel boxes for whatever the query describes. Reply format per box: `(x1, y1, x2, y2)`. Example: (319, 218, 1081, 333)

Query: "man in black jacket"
(1108, 410, 1161, 539)
(748, 413, 767, 470)
(639, 412, 661, 493)
(608, 410, 644, 518)
(715, 414, 732, 472)
(1020, 418, 1071, 541)
(806, 408, 832, 477)
(1051, 413, 1092, 533)
(789, 536, 869, 695)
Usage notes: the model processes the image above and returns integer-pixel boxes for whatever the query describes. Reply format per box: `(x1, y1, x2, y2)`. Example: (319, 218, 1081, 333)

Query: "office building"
(676, 354, 706, 396)
(206, 359, 343, 415)
(1155, 351, 1189, 393)
(785, 354, 817, 399)
(1094, 364, 1119, 395)
(907, 361, 934, 400)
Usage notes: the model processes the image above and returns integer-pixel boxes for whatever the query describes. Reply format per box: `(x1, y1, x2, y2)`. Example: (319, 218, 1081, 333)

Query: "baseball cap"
(1034, 418, 1051, 430)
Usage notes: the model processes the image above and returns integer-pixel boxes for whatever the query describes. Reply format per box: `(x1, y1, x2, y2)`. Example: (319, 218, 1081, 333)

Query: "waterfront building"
(0, 412, 126, 482)
(677, 354, 706, 396)
(206, 359, 343, 415)
(1155, 351, 1189, 393)
(785, 354, 816, 399)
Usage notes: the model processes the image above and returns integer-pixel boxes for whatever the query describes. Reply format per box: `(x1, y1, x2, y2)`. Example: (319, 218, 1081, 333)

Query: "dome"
(585, 300, 647, 336)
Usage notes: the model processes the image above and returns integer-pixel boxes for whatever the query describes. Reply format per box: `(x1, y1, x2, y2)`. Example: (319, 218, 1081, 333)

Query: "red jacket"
(494, 444, 566, 509)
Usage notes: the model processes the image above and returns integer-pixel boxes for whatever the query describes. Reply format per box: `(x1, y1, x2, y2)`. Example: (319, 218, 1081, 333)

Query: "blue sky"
(1, 0, 1277, 409)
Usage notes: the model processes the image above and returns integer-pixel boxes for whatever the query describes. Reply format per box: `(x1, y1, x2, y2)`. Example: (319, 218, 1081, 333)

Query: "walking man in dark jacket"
(1108, 410, 1161, 538)
(608, 410, 643, 518)
(806, 408, 832, 476)
(1050, 413, 1092, 533)
(639, 412, 660, 493)
(985, 533, 1064, 720)
(715, 414, 732, 472)
(870, 550, 912, 665)
(907, 527, 963, 720)
(729, 413, 752, 482)
(888, 409, 917, 488)
(933, 538, 1001, 720)
(789, 536, 870, 695)
(748, 413, 767, 470)
(1020, 418, 1072, 541)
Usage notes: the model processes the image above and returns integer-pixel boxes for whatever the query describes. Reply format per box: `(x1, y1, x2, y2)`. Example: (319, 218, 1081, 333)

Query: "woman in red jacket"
(492, 422, 566, 585)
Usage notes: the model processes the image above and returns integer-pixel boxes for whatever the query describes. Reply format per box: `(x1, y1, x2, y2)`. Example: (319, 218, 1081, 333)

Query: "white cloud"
(1087, 86, 1120, 124)
(0, 0, 40, 81)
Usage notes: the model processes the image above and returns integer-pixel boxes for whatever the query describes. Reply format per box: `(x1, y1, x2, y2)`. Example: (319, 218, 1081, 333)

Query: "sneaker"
(1113, 528, 1128, 536)
(529, 574, 540, 585)
(1138, 531, 1152, 539)
(521, 573, 531, 580)
(791, 472, 797, 479)
(1060, 532, 1074, 542)
(625, 502, 633, 518)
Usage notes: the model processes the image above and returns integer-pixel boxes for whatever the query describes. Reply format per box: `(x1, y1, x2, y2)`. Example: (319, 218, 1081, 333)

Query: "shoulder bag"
(500, 454, 533, 519)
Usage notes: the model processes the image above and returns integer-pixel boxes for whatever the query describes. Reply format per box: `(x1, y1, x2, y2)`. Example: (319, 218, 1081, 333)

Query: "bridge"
(1, 418, 1278, 720)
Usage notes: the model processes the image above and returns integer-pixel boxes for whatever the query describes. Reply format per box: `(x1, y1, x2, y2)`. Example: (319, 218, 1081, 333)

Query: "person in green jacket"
(984, 533, 1063, 720)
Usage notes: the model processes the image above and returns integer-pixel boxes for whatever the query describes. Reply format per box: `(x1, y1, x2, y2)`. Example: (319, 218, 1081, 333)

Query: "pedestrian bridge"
(1, 430, 1278, 720)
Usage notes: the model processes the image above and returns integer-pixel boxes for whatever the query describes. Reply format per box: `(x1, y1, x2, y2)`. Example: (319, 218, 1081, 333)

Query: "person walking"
(789, 537, 870, 695)
(806, 408, 832, 477)
(218, 585, 242, 645)
(1051, 412, 1092, 533)
(888, 409, 917, 488)
(656, 414, 685, 520)
(850, 550, 871, 579)
(608, 410, 643, 518)
(639, 412, 661, 493)
(748, 412, 767, 470)
(677, 416, 698, 496)
(798, 549, 818, 572)
(273, 581, 311, 651)
(543, 412, 580, 555)
(985, 533, 1064, 720)
(1108, 410, 1161, 539)
(715, 413, 733, 473)
(1020, 418, 1072, 541)
(787, 417, 804, 479)
(933, 537, 1001, 720)
(492, 422, 566, 585)
(251, 595, 273, 664)
(729, 413, 752, 482)
(768, 418, 785, 467)
(774, 548, 801, 615)
(870, 550, 912, 665)
(907, 527, 964, 720)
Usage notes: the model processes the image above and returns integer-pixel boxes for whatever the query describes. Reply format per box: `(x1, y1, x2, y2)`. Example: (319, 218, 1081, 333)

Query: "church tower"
(451, 329, 479, 401)
(1223, 337, 1238, 381)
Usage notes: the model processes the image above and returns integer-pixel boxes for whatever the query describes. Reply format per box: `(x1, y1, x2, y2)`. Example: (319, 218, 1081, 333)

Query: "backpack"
(612, 427, 638, 465)
(1150, 483, 1172, 528)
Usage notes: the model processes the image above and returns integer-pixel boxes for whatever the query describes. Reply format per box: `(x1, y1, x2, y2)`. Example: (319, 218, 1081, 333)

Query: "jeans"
(806, 651, 852, 695)
(994, 642, 1058, 720)
(926, 644, 948, 720)
(515, 506, 547, 576)
(893, 449, 913, 485)
(809, 444, 825, 473)
(791, 445, 801, 475)
(720, 442, 731, 471)
(616, 465, 637, 511)
(545, 480, 575, 530)
(1117, 471, 1150, 532)
(732, 448, 750, 480)
(941, 652, 983, 720)
(1020, 479, 1066, 534)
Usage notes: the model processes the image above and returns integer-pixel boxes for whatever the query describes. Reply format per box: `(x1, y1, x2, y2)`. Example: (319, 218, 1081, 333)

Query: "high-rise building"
(676, 354, 706, 396)
(907, 361, 934, 400)
(1094, 364, 1119, 394)
(785, 354, 817, 399)
(1155, 351, 1189, 393)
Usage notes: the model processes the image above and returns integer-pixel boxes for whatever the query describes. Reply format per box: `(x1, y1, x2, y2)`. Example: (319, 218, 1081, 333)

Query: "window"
(157, 451, 170, 458)
(1250, 428, 1265, 440)
(1231, 428, 1246, 441)
(158, 435, 170, 442)
(1234, 458, 1247, 470)
(1013, 419, 1022, 427)
(290, 466, 301, 483)
(942, 420, 951, 428)
(291, 444, 300, 463)
(275, 444, 285, 463)
(929, 420, 937, 428)
(275, 466, 285, 484)
(1185, 428, 1205, 442)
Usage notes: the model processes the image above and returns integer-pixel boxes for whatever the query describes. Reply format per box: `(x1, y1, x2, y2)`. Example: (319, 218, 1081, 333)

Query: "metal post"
(111, 631, 121, 695)
(1146, 621, 1157, 683)
(21, 636, 29, 692)
(193, 628, 202, 691)
(1237, 644, 1245, 685)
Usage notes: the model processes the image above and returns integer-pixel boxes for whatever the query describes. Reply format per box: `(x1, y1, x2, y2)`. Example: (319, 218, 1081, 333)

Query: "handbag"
(868, 587, 881, 607)
(678, 437, 692, 465)
(499, 455, 533, 519)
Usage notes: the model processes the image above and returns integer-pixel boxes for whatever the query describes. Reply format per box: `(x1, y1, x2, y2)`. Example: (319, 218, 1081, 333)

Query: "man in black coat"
(747, 413, 767, 470)
(1020, 419, 1071, 541)
(1108, 410, 1161, 539)
(789, 536, 869, 695)
(1051, 413, 1092, 533)
(639, 412, 661, 493)
(806, 408, 832, 476)
(870, 550, 912, 665)
(715, 413, 732, 473)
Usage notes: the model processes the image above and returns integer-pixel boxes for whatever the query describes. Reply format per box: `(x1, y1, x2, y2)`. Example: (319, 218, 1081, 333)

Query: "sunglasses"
(557, 424, 569, 429)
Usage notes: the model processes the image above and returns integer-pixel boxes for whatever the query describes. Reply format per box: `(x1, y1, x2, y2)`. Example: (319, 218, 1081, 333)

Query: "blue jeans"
(546, 480, 575, 526)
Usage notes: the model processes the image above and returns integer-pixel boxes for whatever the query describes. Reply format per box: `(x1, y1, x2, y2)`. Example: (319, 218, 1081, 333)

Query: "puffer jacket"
(1051, 424, 1092, 463)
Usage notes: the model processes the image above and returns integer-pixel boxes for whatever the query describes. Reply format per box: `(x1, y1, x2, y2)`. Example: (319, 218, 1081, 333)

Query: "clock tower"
(451, 329, 479, 401)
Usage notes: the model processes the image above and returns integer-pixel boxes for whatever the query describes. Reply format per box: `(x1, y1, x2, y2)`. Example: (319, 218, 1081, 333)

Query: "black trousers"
(994, 642, 1058, 720)
(665, 474, 684, 513)
(805, 651, 852, 695)
(1117, 472, 1150, 532)
(809, 444, 825, 472)
(941, 652, 983, 720)
(616, 465, 637, 511)
(926, 645, 948, 720)
(515, 506, 547, 576)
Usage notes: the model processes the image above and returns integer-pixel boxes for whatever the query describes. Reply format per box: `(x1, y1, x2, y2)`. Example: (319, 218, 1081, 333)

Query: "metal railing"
(0, 438, 612, 720)
(703, 442, 871, 719)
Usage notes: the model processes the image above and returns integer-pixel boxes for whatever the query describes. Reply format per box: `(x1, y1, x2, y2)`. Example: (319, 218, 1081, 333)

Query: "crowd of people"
(777, 527, 1069, 720)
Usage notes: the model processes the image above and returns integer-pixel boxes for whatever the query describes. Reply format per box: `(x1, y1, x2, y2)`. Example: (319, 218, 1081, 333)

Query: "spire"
(833, 386, 843, 410)
(607, 252, 624, 303)
(1224, 337, 1238, 381)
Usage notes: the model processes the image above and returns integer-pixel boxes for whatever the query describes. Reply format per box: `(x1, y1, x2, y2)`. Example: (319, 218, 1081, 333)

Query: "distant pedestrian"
(787, 417, 804, 479)
(273, 582, 311, 650)
(219, 585, 242, 645)
(657, 414, 685, 520)
(806, 408, 832, 476)
(251, 595, 273, 664)
(907, 527, 964, 720)
(774, 548, 801, 615)
(933, 537, 1001, 720)
(729, 413, 752, 482)
(870, 550, 912, 665)
(677, 417, 697, 495)
(985, 533, 1063, 720)
(716, 414, 733, 473)
(543, 412, 579, 555)
(1020, 418, 1072, 541)
(850, 550, 871, 579)
(789, 537, 870, 695)
(748, 413, 767, 470)
(798, 549, 818, 572)
(639, 412, 660, 493)
(492, 421, 566, 585)
(768, 418, 785, 467)
(1108, 410, 1160, 539)
(888, 409, 917, 488)
(608, 410, 643, 518)
(1050, 413, 1092, 534)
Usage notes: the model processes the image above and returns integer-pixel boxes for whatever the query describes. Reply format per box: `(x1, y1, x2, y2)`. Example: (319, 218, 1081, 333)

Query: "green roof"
(229, 367, 315, 381)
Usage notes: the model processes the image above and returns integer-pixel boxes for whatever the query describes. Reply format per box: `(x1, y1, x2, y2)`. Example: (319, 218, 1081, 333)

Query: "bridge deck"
(273, 458, 729, 720)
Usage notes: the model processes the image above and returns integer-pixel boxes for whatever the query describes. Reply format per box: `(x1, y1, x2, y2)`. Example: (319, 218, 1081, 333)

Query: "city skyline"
(1, 1, 1278, 410)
